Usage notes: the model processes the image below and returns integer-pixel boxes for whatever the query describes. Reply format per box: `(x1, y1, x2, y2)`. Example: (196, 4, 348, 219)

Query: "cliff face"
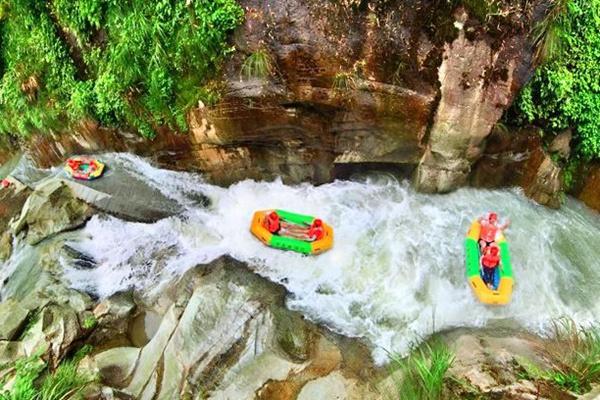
(190, 0, 543, 187)
(5, 0, 599, 211)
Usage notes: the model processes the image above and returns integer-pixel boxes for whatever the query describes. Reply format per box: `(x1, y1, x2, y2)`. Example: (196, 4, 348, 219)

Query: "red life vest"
(308, 219, 324, 240)
(68, 159, 82, 170)
(482, 246, 500, 269)
(480, 220, 498, 242)
(265, 212, 280, 233)
(308, 225, 324, 241)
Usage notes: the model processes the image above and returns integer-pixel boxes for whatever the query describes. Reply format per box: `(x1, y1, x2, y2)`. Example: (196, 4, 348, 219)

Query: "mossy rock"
(273, 309, 314, 362)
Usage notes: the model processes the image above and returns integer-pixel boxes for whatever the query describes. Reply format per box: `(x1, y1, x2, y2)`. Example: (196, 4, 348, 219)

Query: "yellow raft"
(465, 221, 514, 305)
(251, 209, 333, 255)
(65, 157, 105, 181)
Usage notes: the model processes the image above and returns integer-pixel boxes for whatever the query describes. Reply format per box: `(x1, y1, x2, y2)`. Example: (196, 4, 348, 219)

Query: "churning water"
(6, 153, 600, 361)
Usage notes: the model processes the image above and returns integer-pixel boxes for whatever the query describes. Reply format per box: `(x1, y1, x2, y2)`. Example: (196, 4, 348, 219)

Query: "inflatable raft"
(465, 220, 513, 305)
(65, 157, 105, 181)
(251, 209, 333, 255)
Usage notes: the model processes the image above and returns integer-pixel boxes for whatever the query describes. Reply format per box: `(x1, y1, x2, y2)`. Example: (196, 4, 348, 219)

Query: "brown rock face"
(0, 0, 545, 196)
(199, 0, 541, 187)
(576, 163, 600, 211)
(471, 126, 543, 189)
(415, 6, 537, 192)
(472, 126, 564, 208)
(523, 152, 562, 208)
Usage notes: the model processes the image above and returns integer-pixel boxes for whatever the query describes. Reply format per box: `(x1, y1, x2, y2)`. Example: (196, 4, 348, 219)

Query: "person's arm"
(499, 219, 511, 231)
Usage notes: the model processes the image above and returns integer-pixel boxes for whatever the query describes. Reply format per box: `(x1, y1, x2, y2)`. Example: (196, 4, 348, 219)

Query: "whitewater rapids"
(10, 154, 600, 361)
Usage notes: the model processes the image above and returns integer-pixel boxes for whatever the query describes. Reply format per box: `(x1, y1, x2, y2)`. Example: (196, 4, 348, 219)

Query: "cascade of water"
(4, 153, 600, 361)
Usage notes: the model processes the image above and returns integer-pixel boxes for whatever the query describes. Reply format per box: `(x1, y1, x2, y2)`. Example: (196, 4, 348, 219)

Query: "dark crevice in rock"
(333, 162, 416, 181)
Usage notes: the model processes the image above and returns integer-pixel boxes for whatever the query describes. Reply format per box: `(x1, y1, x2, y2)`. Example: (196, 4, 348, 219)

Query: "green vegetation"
(517, 319, 600, 394)
(0, 0, 244, 138)
(514, 0, 600, 160)
(332, 72, 356, 93)
(461, 0, 500, 22)
(0, 349, 95, 400)
(386, 340, 454, 400)
(240, 49, 274, 80)
(82, 315, 97, 330)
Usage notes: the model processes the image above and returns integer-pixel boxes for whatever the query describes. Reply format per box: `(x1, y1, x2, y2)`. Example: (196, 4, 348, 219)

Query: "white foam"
(13, 154, 600, 362)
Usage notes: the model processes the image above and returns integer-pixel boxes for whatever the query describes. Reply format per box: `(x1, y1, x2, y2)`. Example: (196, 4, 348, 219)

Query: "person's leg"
(483, 268, 492, 285)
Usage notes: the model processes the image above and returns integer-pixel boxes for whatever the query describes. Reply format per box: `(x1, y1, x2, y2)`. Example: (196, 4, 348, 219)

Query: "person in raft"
(480, 244, 501, 289)
(264, 212, 324, 241)
(67, 158, 82, 170)
(307, 219, 325, 241)
(264, 211, 305, 238)
(478, 212, 510, 250)
(265, 211, 282, 234)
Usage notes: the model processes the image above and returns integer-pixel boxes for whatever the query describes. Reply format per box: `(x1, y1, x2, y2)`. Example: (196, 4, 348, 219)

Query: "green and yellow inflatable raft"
(465, 220, 514, 305)
(251, 209, 333, 255)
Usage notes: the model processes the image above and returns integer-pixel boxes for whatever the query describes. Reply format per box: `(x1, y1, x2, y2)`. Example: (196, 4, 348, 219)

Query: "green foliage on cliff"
(515, 0, 600, 159)
(387, 341, 454, 400)
(517, 319, 600, 394)
(0, 0, 243, 138)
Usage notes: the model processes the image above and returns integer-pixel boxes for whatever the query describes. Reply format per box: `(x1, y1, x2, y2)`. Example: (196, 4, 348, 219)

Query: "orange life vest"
(480, 220, 498, 242)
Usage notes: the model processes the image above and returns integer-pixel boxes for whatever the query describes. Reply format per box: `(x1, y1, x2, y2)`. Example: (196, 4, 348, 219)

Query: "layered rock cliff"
(2, 0, 598, 211)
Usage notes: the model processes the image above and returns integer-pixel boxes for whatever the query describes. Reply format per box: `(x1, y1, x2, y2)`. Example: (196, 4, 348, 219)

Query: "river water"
(6, 153, 600, 362)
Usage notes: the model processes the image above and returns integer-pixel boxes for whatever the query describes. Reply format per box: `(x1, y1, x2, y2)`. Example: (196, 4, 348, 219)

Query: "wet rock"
(20, 304, 84, 368)
(93, 292, 136, 328)
(255, 335, 345, 400)
(89, 258, 380, 400)
(0, 341, 25, 365)
(93, 347, 140, 388)
(444, 329, 551, 399)
(576, 163, 600, 212)
(61, 164, 184, 222)
(0, 300, 29, 341)
(207, 310, 306, 400)
(523, 153, 562, 209)
(297, 371, 364, 400)
(124, 303, 185, 398)
(11, 179, 91, 245)
(0, 231, 12, 262)
(158, 284, 264, 399)
(274, 311, 313, 362)
(549, 129, 572, 160)
(0, 182, 30, 233)
(470, 126, 542, 188)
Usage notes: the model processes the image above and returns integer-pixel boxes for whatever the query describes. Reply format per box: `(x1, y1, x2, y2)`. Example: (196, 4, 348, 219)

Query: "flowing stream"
(4, 153, 600, 362)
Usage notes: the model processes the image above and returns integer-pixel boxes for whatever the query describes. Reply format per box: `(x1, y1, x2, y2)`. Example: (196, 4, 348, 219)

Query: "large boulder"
(87, 347, 140, 388)
(89, 291, 137, 346)
(11, 179, 91, 245)
(20, 304, 85, 368)
(0, 300, 29, 341)
(84, 258, 378, 400)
